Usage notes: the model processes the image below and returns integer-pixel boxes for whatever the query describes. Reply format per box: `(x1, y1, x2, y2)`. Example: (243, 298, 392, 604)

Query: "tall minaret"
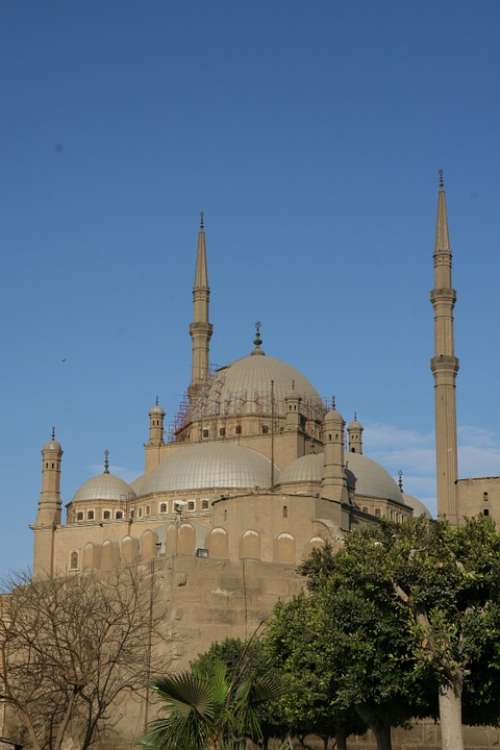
(189, 212, 213, 399)
(430, 171, 460, 523)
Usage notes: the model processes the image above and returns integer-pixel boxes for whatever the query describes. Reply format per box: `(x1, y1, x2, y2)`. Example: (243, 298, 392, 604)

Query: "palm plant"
(139, 650, 281, 750)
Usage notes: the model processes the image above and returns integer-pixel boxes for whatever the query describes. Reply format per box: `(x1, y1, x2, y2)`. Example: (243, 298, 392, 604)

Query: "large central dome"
(206, 353, 324, 419)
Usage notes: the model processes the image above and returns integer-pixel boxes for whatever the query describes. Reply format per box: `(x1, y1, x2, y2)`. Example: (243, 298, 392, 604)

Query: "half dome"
(279, 452, 403, 504)
(72, 473, 136, 503)
(139, 442, 278, 494)
(403, 494, 432, 518)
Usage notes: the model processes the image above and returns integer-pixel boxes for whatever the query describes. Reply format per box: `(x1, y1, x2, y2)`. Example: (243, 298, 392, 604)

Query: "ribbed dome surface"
(403, 494, 432, 518)
(207, 354, 324, 418)
(279, 452, 403, 503)
(139, 443, 278, 494)
(72, 473, 136, 503)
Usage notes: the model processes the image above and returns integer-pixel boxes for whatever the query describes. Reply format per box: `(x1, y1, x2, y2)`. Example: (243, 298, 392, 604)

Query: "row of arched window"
(72, 498, 212, 524)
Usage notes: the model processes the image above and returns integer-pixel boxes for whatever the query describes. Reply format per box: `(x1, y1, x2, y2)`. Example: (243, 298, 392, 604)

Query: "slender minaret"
(347, 413, 363, 454)
(189, 212, 213, 399)
(430, 171, 459, 523)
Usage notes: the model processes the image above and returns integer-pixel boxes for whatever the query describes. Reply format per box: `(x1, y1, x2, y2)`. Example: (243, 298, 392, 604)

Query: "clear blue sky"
(1, 0, 500, 577)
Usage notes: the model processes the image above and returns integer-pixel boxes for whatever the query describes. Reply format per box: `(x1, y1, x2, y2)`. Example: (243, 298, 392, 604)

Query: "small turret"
(347, 413, 363, 454)
(148, 396, 165, 447)
(321, 399, 348, 503)
(36, 427, 63, 527)
(285, 380, 304, 432)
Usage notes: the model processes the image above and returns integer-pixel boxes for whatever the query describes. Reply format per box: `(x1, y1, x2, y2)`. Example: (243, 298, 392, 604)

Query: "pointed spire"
(194, 211, 208, 290)
(104, 449, 110, 474)
(251, 321, 265, 356)
(51, 425, 56, 440)
(398, 470, 404, 493)
(435, 169, 451, 254)
(155, 394, 159, 407)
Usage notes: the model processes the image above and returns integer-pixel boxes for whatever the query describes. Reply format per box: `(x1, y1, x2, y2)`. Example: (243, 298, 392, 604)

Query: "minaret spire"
(430, 171, 459, 523)
(189, 212, 213, 399)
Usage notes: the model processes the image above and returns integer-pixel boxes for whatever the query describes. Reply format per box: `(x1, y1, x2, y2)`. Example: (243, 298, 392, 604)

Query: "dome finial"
(331, 395, 336, 410)
(200, 210, 204, 229)
(251, 320, 265, 355)
(155, 394, 159, 407)
(104, 449, 110, 474)
(398, 469, 404, 492)
(438, 169, 444, 190)
(354, 410, 357, 421)
(51, 425, 56, 441)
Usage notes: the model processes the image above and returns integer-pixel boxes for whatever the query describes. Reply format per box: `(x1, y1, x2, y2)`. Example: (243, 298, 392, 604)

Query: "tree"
(292, 536, 438, 750)
(0, 566, 167, 750)
(139, 649, 280, 750)
(388, 516, 500, 750)
(265, 594, 366, 750)
(192, 637, 289, 749)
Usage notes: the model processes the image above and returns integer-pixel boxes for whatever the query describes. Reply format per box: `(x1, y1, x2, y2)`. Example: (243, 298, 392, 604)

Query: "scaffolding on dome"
(169, 367, 328, 443)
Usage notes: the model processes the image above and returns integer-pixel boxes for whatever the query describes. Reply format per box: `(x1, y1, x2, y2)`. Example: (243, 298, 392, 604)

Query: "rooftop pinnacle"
(435, 169, 451, 255)
(194, 211, 209, 290)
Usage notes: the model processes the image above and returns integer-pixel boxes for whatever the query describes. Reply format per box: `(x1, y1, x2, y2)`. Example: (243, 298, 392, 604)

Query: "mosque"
(32, 175, 498, 581)
(16, 175, 500, 747)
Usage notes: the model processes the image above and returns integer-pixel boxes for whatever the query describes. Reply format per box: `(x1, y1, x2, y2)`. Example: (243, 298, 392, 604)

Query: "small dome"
(348, 417, 363, 430)
(280, 453, 324, 484)
(324, 408, 344, 423)
(43, 439, 62, 452)
(139, 443, 278, 494)
(149, 401, 165, 416)
(204, 354, 324, 420)
(279, 452, 403, 504)
(403, 494, 432, 518)
(72, 473, 136, 503)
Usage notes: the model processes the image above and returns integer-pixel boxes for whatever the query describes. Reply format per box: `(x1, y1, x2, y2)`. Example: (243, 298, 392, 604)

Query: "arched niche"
(166, 524, 177, 555)
(141, 529, 158, 561)
(82, 542, 100, 570)
(304, 535, 326, 558)
(101, 540, 119, 571)
(178, 523, 195, 556)
(121, 535, 139, 564)
(239, 529, 261, 560)
(208, 527, 228, 559)
(274, 532, 296, 564)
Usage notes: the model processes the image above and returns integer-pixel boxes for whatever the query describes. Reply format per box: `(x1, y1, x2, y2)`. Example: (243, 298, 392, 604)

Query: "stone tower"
(347, 413, 363, 454)
(33, 429, 63, 577)
(321, 401, 349, 503)
(430, 171, 459, 523)
(148, 397, 165, 447)
(189, 212, 213, 399)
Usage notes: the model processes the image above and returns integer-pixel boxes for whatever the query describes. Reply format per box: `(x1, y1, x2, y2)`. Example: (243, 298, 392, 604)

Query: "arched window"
(188, 501, 195, 511)
(115, 510, 124, 520)
(87, 509, 95, 521)
(375, 508, 381, 518)
(103, 510, 111, 521)
(145, 505, 151, 516)
(160, 502, 167, 513)
(483, 492, 489, 502)
(76, 511, 84, 522)
(70, 550, 79, 570)
(484, 508, 490, 517)
(202, 499, 209, 510)
(282, 505, 288, 519)
(235, 425, 242, 435)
